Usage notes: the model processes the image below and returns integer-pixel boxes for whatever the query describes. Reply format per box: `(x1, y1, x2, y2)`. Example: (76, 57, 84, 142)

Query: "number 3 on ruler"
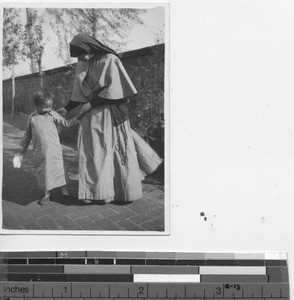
(216, 286, 222, 295)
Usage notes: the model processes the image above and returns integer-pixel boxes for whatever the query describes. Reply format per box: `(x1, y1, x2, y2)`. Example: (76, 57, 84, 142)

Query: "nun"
(59, 33, 163, 204)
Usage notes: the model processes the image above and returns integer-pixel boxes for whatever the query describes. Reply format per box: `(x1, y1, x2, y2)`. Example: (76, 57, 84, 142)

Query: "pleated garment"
(77, 105, 163, 201)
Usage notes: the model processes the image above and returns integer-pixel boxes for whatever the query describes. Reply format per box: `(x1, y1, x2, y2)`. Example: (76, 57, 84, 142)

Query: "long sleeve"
(50, 111, 80, 128)
(64, 94, 124, 111)
(63, 92, 116, 111)
(64, 100, 81, 112)
(19, 118, 32, 150)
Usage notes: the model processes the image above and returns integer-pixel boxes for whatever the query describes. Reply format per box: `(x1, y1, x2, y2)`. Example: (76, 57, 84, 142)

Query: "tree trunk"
(91, 9, 98, 37)
(26, 8, 38, 73)
(38, 46, 44, 89)
(39, 65, 43, 89)
(11, 62, 15, 119)
(150, 96, 153, 125)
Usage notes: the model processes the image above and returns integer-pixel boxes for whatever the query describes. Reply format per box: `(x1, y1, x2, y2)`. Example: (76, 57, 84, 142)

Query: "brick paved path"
(2, 113, 165, 232)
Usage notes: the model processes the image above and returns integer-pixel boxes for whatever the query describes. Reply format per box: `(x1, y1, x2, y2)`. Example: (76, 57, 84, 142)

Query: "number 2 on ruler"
(139, 286, 144, 295)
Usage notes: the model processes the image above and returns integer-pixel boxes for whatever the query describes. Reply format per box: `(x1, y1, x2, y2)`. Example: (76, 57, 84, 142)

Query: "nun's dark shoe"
(38, 195, 50, 205)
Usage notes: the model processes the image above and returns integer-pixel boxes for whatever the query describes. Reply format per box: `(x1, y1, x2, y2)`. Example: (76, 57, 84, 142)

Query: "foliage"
(154, 29, 165, 45)
(3, 8, 26, 118)
(128, 45, 165, 159)
(23, 8, 50, 73)
(3, 8, 24, 68)
(46, 8, 147, 64)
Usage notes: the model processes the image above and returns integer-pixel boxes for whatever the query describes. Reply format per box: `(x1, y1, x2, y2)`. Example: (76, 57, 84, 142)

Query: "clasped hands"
(56, 102, 92, 119)
(76, 102, 92, 119)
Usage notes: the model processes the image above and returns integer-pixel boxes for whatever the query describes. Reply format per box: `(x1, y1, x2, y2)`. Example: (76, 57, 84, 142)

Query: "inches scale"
(0, 251, 290, 300)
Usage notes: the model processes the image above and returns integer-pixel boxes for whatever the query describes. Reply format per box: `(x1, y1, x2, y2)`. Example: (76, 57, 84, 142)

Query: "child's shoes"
(38, 195, 50, 205)
(82, 199, 93, 204)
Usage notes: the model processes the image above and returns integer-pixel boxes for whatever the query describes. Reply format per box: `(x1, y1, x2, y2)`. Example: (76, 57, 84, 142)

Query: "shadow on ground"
(2, 113, 165, 232)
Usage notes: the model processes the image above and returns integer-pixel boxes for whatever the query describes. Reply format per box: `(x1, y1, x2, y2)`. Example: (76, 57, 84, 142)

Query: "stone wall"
(2, 44, 164, 120)
(2, 44, 165, 160)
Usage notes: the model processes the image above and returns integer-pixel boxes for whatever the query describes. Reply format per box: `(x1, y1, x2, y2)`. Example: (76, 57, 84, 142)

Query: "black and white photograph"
(1, 3, 168, 233)
(2, 1, 294, 297)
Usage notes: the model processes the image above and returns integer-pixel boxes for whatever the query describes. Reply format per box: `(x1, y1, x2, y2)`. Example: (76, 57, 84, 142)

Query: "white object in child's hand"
(13, 153, 23, 169)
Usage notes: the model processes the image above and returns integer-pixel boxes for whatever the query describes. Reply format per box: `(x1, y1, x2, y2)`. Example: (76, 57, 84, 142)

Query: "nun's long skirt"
(77, 105, 163, 202)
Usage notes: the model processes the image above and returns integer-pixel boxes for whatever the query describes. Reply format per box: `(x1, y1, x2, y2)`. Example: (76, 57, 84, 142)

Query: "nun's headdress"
(70, 33, 137, 103)
(69, 33, 117, 57)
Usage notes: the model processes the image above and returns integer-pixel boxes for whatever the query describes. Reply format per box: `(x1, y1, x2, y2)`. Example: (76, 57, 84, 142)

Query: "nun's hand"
(80, 102, 92, 114)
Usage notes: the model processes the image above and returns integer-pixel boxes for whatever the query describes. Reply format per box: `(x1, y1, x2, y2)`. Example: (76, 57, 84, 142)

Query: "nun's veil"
(69, 33, 117, 57)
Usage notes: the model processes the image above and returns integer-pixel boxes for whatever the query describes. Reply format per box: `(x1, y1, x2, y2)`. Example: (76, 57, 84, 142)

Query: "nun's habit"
(66, 34, 162, 202)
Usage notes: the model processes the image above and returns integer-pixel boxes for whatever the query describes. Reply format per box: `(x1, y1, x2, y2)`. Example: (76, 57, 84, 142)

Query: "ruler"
(0, 251, 290, 299)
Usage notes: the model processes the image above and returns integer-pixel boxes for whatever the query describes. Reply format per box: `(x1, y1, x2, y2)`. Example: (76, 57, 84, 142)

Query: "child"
(18, 90, 80, 205)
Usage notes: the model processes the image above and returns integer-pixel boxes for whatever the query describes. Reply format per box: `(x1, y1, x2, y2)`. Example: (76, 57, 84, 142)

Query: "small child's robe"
(20, 110, 79, 191)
